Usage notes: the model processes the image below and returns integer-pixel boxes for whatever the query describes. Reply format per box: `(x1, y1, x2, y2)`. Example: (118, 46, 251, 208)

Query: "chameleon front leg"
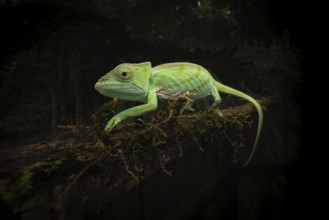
(105, 89, 158, 132)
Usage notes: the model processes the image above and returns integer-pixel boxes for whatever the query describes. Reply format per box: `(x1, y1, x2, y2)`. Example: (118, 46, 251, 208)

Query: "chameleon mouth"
(94, 82, 140, 96)
(94, 82, 103, 93)
(94, 82, 115, 94)
(94, 82, 113, 96)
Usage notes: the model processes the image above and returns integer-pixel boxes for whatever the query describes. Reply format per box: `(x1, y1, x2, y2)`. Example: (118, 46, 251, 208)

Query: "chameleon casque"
(94, 62, 263, 165)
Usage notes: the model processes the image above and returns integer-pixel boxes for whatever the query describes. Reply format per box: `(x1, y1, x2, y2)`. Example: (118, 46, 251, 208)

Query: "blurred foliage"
(0, 0, 301, 137)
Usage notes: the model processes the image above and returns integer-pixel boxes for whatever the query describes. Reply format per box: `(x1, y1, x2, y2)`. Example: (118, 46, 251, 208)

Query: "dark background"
(0, 0, 310, 219)
(0, 0, 304, 137)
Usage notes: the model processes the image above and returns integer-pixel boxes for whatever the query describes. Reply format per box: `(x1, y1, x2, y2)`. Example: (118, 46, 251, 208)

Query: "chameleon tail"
(215, 81, 263, 166)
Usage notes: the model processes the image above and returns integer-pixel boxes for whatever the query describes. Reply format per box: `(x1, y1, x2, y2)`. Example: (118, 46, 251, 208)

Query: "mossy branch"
(0, 96, 272, 214)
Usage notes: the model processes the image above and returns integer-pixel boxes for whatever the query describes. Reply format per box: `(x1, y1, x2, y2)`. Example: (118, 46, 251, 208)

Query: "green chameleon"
(95, 62, 263, 165)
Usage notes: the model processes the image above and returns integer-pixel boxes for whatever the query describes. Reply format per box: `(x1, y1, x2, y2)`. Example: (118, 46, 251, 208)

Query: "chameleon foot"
(208, 107, 223, 116)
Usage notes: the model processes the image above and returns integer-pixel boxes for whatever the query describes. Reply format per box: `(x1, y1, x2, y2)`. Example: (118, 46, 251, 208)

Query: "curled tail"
(215, 81, 263, 165)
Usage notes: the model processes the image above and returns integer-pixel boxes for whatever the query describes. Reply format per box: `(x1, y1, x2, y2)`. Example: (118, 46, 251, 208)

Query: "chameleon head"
(94, 62, 152, 102)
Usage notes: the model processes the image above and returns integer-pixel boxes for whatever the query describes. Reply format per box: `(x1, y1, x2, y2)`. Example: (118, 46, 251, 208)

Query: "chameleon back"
(150, 63, 215, 100)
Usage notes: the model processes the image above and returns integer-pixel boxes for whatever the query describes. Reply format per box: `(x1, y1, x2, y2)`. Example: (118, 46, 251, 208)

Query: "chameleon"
(94, 62, 263, 165)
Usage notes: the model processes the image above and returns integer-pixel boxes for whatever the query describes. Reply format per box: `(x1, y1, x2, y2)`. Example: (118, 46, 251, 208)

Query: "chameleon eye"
(114, 64, 134, 81)
(116, 71, 133, 81)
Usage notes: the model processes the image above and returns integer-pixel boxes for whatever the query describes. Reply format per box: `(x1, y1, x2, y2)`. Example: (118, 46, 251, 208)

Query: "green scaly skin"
(95, 62, 263, 165)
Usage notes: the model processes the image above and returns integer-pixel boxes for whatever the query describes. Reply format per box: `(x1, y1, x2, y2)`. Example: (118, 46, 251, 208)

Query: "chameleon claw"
(209, 107, 223, 116)
(180, 104, 195, 115)
(104, 125, 113, 133)
(104, 119, 116, 132)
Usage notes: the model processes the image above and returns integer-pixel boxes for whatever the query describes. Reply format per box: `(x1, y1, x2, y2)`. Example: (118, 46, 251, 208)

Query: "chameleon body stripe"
(151, 63, 214, 100)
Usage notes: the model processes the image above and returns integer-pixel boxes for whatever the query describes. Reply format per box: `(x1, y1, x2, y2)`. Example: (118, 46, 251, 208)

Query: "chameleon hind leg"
(180, 100, 195, 114)
(179, 91, 196, 114)
(209, 85, 223, 116)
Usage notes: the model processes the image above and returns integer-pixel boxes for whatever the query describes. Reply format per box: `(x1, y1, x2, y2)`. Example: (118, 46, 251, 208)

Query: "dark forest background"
(0, 0, 303, 138)
(0, 0, 311, 219)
